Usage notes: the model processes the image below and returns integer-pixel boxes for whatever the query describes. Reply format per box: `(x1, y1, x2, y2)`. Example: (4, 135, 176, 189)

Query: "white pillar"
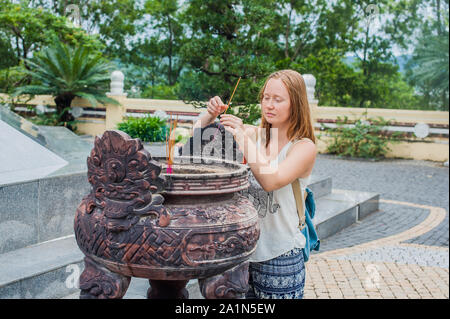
(303, 74, 318, 125)
(303, 74, 317, 105)
(109, 70, 126, 96)
(106, 70, 127, 130)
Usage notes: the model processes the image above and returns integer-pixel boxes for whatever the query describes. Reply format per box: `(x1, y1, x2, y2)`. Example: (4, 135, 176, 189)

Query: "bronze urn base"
(74, 130, 259, 299)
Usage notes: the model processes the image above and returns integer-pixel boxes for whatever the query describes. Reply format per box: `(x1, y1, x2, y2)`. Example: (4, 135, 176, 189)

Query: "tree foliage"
(0, 1, 103, 66)
(0, 0, 448, 111)
(405, 0, 449, 110)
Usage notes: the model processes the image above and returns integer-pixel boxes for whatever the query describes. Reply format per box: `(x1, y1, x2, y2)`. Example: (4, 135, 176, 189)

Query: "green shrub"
(320, 115, 402, 159)
(117, 115, 183, 143)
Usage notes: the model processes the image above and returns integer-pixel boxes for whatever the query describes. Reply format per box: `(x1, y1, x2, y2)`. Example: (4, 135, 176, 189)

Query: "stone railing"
(1, 71, 448, 162)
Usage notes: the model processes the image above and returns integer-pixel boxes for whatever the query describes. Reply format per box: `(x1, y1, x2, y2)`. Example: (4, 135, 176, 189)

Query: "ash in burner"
(160, 164, 231, 175)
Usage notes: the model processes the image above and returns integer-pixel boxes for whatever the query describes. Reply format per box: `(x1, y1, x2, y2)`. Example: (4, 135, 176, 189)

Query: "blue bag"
(301, 187, 320, 262)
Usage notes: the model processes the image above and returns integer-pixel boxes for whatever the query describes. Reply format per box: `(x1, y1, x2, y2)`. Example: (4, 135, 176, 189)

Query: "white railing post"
(303, 74, 318, 124)
(106, 70, 127, 130)
(110, 70, 126, 95)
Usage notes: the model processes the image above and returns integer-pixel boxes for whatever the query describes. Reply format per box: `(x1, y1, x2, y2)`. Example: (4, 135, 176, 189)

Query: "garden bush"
(117, 114, 182, 143)
(320, 115, 402, 159)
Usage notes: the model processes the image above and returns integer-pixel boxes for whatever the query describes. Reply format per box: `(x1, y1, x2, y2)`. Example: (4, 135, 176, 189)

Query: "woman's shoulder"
(288, 137, 316, 153)
(284, 138, 317, 163)
(292, 137, 315, 145)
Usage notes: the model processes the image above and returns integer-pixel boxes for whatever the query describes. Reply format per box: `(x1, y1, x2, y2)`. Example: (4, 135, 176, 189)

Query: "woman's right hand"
(207, 96, 228, 118)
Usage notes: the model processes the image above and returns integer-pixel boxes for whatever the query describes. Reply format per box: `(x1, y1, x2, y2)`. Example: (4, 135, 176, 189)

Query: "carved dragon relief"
(87, 130, 169, 229)
(75, 131, 171, 261)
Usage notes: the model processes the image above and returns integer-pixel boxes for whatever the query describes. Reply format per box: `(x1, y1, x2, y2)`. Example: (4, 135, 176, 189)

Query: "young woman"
(194, 69, 317, 299)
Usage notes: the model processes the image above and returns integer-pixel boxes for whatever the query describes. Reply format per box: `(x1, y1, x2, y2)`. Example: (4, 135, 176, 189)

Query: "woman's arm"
(220, 115, 317, 192)
(243, 136, 316, 192)
(193, 96, 228, 129)
(193, 111, 216, 129)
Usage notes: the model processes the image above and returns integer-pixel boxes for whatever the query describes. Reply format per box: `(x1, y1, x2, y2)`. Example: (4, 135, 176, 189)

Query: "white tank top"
(248, 139, 311, 262)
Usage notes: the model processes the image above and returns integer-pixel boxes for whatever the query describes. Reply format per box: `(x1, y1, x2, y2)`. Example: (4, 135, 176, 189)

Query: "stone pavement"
(313, 155, 449, 248)
(304, 199, 448, 299)
(301, 155, 449, 299)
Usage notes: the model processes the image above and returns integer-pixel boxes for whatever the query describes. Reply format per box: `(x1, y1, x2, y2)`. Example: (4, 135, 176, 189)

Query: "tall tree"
(330, 0, 422, 108)
(143, 0, 185, 86)
(178, 0, 279, 106)
(274, 0, 359, 62)
(22, 0, 145, 61)
(0, 0, 102, 68)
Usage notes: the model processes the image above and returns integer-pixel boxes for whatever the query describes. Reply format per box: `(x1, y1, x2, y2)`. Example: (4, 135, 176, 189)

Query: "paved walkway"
(304, 199, 448, 299)
(304, 156, 448, 299)
(314, 155, 449, 248)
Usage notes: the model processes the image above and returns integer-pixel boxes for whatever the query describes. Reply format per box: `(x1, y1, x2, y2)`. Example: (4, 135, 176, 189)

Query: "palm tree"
(13, 41, 119, 129)
(408, 33, 449, 110)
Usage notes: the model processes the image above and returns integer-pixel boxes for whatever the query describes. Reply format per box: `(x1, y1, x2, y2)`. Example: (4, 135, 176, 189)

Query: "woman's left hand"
(219, 114, 245, 142)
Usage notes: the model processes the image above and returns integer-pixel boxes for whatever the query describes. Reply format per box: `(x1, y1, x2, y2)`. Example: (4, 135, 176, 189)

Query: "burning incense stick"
(224, 76, 241, 114)
(166, 114, 178, 174)
(212, 76, 242, 140)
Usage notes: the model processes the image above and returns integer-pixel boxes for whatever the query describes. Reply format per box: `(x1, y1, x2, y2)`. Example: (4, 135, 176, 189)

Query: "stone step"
(314, 189, 380, 240)
(0, 236, 84, 299)
(307, 175, 332, 199)
(2, 189, 378, 299)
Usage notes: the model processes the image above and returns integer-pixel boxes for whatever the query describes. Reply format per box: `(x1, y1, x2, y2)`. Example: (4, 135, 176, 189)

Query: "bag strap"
(287, 140, 308, 230)
(292, 179, 307, 230)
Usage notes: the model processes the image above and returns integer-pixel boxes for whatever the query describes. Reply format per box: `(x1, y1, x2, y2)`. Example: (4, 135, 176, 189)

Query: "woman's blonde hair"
(259, 69, 316, 148)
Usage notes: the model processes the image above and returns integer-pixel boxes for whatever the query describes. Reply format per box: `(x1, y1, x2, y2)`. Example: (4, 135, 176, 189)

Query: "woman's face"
(261, 78, 291, 127)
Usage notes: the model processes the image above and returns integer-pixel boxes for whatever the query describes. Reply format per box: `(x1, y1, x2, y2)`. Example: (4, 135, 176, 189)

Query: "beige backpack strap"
(288, 140, 308, 230)
(292, 179, 306, 230)
(287, 140, 308, 198)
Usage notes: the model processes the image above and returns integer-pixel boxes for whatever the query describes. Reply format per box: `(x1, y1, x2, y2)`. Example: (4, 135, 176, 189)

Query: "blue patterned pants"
(246, 248, 306, 299)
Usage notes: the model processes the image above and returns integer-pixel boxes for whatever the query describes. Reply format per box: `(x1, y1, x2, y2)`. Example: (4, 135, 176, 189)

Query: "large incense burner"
(74, 130, 259, 299)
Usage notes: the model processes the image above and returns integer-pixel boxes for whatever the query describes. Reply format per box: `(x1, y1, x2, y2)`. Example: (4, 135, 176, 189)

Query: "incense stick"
(166, 114, 178, 174)
(224, 76, 241, 114)
(212, 76, 242, 141)
(166, 114, 172, 173)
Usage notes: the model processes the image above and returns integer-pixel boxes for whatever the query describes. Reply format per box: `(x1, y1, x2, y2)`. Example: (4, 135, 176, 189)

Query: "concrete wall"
(316, 135, 449, 162)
